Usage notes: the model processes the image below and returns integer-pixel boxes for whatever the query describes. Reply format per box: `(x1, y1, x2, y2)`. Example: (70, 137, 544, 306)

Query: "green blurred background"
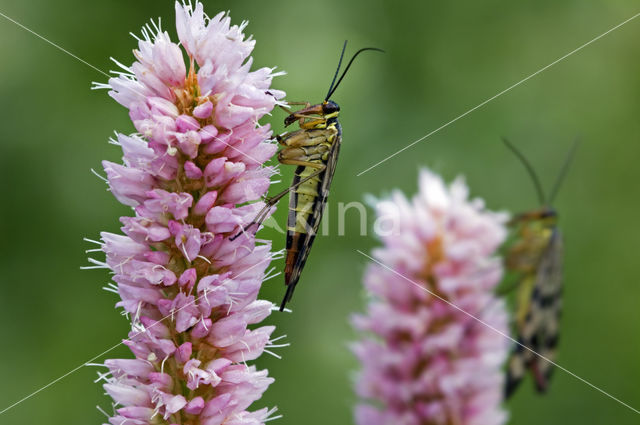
(1, 0, 639, 423)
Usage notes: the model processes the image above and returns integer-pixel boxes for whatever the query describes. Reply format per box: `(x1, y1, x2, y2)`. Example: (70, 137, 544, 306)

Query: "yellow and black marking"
(232, 42, 383, 311)
(505, 208, 563, 397)
(279, 105, 342, 310)
(501, 138, 577, 398)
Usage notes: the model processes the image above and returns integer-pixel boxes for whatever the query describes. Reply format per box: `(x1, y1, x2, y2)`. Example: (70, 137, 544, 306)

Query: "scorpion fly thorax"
(322, 100, 341, 140)
(506, 209, 558, 273)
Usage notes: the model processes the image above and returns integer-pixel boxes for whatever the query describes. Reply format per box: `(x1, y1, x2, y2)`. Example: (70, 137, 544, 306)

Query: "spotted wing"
(506, 228, 564, 397)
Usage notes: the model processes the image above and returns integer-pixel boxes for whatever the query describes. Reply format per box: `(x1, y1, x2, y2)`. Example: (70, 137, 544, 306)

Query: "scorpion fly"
(502, 137, 578, 398)
(233, 42, 383, 311)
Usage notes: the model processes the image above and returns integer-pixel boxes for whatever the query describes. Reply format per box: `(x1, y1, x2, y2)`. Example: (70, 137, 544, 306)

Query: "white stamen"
(91, 82, 111, 90)
(263, 349, 282, 360)
(133, 302, 142, 324)
(181, 244, 191, 262)
(263, 267, 281, 283)
(93, 371, 111, 383)
(96, 405, 111, 418)
(81, 258, 108, 270)
(239, 345, 249, 369)
(160, 355, 169, 374)
(270, 334, 287, 343)
(196, 255, 211, 264)
(109, 57, 133, 74)
(264, 406, 282, 422)
(203, 287, 211, 307)
(200, 316, 209, 331)
(91, 168, 108, 182)
(102, 283, 119, 294)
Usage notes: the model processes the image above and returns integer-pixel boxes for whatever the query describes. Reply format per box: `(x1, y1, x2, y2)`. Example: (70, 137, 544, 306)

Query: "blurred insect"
(501, 137, 578, 398)
(232, 42, 383, 311)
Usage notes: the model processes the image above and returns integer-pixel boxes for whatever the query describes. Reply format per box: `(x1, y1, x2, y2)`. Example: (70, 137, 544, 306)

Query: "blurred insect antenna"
(325, 40, 348, 101)
(548, 138, 580, 205)
(502, 137, 546, 205)
(325, 46, 385, 100)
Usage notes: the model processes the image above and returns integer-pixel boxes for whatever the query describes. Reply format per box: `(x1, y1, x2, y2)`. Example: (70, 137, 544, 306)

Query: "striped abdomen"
(283, 165, 326, 298)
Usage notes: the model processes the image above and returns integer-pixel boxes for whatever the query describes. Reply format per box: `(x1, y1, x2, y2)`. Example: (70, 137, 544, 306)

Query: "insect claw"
(229, 222, 258, 241)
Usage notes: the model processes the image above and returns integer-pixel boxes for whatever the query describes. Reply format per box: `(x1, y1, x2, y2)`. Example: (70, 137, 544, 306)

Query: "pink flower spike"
(144, 250, 170, 265)
(102, 161, 154, 207)
(91, 2, 285, 424)
(178, 267, 197, 290)
(149, 372, 174, 390)
(176, 130, 202, 159)
(184, 160, 203, 179)
(199, 124, 218, 143)
(185, 396, 205, 415)
(176, 342, 193, 363)
(194, 190, 218, 215)
(353, 169, 511, 425)
(191, 318, 213, 338)
(176, 114, 201, 132)
(193, 100, 214, 119)
(148, 96, 179, 118)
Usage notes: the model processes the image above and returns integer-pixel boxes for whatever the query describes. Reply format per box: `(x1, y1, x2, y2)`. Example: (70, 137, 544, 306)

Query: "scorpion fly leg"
(229, 165, 326, 241)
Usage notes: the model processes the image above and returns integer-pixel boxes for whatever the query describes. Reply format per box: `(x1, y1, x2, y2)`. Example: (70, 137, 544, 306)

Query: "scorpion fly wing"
(280, 133, 342, 311)
(528, 228, 564, 392)
(505, 228, 564, 397)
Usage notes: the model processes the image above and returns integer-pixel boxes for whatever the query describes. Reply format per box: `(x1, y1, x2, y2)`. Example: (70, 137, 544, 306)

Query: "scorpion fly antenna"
(502, 137, 546, 206)
(325, 40, 348, 102)
(548, 137, 580, 205)
(325, 45, 384, 101)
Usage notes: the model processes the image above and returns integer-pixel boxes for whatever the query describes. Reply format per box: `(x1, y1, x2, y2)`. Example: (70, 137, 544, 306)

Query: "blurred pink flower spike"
(89, 2, 286, 424)
(353, 169, 511, 425)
